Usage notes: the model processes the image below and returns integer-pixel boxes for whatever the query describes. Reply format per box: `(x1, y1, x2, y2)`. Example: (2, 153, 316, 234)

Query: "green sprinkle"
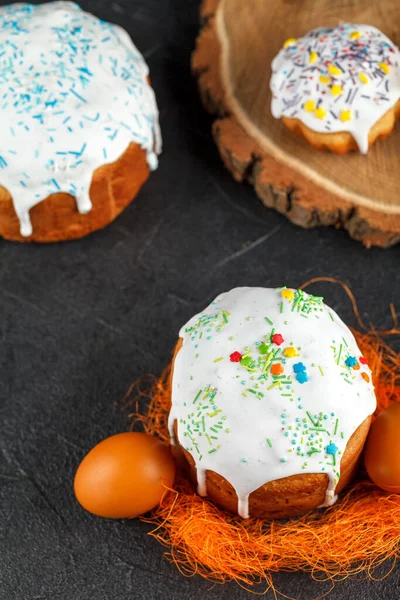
(208, 448, 217, 454)
(199, 332, 203, 339)
(337, 344, 343, 365)
(264, 316, 273, 326)
(344, 378, 353, 385)
(241, 457, 247, 463)
(341, 431, 344, 439)
(193, 390, 202, 403)
(306, 411, 318, 427)
(202, 416, 205, 432)
(213, 357, 224, 363)
(342, 336, 348, 347)
(334, 418, 339, 435)
(247, 388, 257, 394)
(257, 392, 264, 398)
(266, 438, 272, 447)
(206, 434, 212, 445)
(329, 312, 334, 322)
(319, 365, 324, 376)
(258, 343, 270, 354)
(280, 302, 284, 314)
(267, 381, 280, 390)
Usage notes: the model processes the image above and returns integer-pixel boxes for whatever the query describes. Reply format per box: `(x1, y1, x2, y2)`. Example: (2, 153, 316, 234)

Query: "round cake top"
(0, 2, 161, 237)
(169, 287, 376, 518)
(270, 24, 400, 154)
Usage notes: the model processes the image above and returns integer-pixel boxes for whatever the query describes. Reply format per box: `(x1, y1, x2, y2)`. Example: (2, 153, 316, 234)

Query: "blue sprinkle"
(326, 443, 338, 456)
(293, 362, 306, 374)
(296, 372, 309, 384)
(345, 356, 357, 367)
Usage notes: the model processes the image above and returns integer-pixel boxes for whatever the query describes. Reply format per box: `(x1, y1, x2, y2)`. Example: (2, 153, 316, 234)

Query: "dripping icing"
(170, 287, 376, 518)
(0, 2, 161, 236)
(270, 24, 400, 154)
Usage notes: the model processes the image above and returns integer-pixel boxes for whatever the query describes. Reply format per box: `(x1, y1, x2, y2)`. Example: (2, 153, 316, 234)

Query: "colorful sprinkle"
(283, 347, 298, 358)
(271, 363, 284, 376)
(296, 372, 309, 384)
(281, 289, 295, 301)
(283, 38, 297, 48)
(325, 443, 338, 455)
(304, 99, 317, 113)
(361, 372, 370, 383)
(230, 351, 242, 363)
(272, 333, 284, 346)
(345, 356, 357, 367)
(339, 109, 352, 122)
(293, 362, 306, 374)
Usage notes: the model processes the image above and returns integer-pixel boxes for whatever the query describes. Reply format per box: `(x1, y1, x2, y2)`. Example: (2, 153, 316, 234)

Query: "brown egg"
(364, 403, 400, 493)
(74, 432, 176, 518)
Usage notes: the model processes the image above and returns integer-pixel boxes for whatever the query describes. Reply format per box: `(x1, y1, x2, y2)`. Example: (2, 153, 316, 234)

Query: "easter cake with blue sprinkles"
(0, 1, 161, 242)
(270, 23, 400, 154)
(169, 287, 376, 519)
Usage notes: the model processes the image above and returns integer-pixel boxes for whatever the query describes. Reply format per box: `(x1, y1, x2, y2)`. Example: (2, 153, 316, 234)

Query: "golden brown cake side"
(174, 415, 371, 519)
(0, 143, 149, 243)
(281, 99, 400, 155)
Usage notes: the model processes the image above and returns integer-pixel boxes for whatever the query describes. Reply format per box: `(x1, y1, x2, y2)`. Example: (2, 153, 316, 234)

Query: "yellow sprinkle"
(328, 64, 342, 76)
(314, 107, 327, 120)
(309, 51, 318, 64)
(330, 84, 343, 96)
(304, 99, 316, 113)
(339, 109, 352, 122)
(283, 347, 298, 358)
(358, 72, 369, 84)
(349, 31, 361, 40)
(283, 37, 297, 48)
(319, 75, 331, 84)
(378, 62, 390, 74)
(281, 289, 295, 301)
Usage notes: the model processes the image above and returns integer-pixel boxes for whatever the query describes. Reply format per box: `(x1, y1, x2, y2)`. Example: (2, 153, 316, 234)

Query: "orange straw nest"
(127, 279, 400, 596)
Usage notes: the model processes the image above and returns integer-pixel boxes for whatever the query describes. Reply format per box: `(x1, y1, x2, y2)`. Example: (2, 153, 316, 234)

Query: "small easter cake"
(270, 24, 400, 154)
(0, 2, 161, 242)
(169, 287, 376, 519)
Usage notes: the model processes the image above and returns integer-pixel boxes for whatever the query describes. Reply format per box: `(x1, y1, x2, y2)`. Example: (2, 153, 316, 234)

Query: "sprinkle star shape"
(326, 442, 338, 455)
(304, 99, 316, 113)
(330, 84, 343, 96)
(281, 289, 295, 301)
(340, 110, 352, 122)
(314, 107, 327, 120)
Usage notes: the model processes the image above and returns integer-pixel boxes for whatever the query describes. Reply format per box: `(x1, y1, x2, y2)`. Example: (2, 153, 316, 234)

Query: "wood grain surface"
(192, 0, 400, 247)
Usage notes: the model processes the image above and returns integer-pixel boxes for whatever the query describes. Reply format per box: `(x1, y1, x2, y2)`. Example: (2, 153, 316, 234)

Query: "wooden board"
(192, 0, 400, 247)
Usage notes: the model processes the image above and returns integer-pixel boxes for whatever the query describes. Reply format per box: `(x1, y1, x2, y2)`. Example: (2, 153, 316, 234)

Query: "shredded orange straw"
(125, 279, 400, 597)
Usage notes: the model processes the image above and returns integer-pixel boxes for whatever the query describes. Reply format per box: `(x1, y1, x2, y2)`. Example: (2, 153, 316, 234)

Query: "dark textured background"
(1, 1, 399, 599)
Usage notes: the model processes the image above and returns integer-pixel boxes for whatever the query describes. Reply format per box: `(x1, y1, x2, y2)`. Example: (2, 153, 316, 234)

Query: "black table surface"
(1, 1, 400, 599)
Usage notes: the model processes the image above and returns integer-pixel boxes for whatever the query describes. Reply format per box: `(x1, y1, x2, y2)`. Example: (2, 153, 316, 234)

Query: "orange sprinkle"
(362, 372, 370, 383)
(270, 363, 284, 375)
(125, 278, 400, 596)
(353, 362, 360, 370)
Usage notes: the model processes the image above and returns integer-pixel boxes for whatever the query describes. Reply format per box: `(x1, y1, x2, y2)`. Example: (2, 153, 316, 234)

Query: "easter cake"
(270, 24, 400, 154)
(169, 287, 376, 519)
(0, 2, 161, 242)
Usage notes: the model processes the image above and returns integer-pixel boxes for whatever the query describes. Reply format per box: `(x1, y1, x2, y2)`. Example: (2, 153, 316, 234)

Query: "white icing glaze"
(0, 2, 161, 236)
(169, 287, 376, 519)
(270, 24, 400, 154)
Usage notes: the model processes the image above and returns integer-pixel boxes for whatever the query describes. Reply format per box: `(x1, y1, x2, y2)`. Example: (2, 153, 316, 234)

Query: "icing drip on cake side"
(0, 2, 161, 236)
(169, 287, 376, 519)
(270, 24, 400, 154)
